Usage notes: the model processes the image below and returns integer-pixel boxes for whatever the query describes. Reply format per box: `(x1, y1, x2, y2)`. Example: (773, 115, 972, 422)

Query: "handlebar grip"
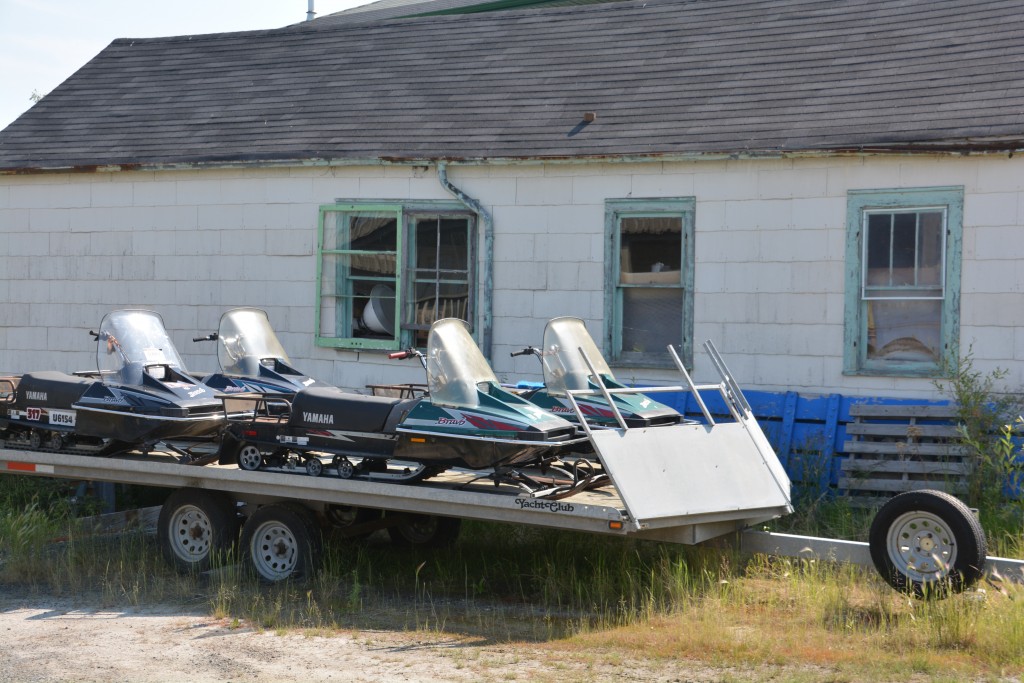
(510, 349, 529, 357)
(192, 337, 205, 342)
(89, 330, 99, 338)
(388, 351, 410, 360)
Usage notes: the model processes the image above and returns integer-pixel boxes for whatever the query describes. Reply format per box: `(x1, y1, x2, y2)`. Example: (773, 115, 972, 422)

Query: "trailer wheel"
(869, 490, 987, 598)
(28, 430, 42, 449)
(158, 489, 239, 574)
(387, 514, 461, 548)
(47, 432, 64, 451)
(237, 444, 263, 471)
(240, 504, 322, 583)
(326, 505, 381, 529)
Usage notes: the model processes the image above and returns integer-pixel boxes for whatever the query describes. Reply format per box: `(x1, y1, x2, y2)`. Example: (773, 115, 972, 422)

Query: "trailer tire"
(387, 514, 461, 549)
(868, 489, 987, 598)
(241, 504, 322, 583)
(158, 489, 239, 574)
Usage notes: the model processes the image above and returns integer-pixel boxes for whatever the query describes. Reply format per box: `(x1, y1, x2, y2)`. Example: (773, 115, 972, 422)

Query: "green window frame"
(604, 198, 695, 368)
(843, 187, 963, 377)
(316, 202, 476, 351)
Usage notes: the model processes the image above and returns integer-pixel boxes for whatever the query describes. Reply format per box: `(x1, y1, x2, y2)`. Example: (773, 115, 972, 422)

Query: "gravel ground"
(8, 588, 988, 682)
(0, 590, 800, 683)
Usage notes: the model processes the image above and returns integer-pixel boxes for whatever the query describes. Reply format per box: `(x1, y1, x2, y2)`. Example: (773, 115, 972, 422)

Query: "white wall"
(1, 154, 1022, 399)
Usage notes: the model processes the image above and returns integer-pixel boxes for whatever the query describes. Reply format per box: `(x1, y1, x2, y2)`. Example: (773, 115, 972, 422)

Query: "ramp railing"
(561, 341, 793, 533)
(560, 340, 757, 433)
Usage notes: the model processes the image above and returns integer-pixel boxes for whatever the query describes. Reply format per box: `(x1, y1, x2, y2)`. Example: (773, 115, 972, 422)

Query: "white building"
(2, 0, 1022, 399)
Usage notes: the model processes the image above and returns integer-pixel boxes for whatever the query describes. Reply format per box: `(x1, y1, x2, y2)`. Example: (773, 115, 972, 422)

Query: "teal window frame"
(604, 198, 695, 368)
(843, 186, 963, 377)
(316, 201, 477, 351)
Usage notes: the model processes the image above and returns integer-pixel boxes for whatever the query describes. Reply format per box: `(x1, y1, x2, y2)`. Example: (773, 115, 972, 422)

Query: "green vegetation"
(938, 349, 1024, 556)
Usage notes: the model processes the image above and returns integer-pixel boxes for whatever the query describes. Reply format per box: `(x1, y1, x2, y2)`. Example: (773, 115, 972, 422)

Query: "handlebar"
(193, 333, 218, 342)
(89, 330, 99, 339)
(388, 348, 425, 363)
(510, 346, 539, 358)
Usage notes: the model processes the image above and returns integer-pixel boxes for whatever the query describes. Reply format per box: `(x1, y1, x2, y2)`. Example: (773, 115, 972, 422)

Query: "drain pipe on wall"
(437, 161, 493, 359)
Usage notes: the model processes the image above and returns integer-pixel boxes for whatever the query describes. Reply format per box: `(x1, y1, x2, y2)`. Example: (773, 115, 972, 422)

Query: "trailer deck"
(0, 447, 744, 541)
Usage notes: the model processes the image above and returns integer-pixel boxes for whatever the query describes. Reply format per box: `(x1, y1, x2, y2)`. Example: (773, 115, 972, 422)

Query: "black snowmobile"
(0, 310, 224, 456)
(193, 308, 327, 395)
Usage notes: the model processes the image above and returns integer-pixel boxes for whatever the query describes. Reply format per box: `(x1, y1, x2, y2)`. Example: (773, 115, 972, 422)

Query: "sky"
(0, 0, 374, 130)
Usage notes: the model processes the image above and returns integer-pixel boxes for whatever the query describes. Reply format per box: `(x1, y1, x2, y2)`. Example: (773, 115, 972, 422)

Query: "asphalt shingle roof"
(312, 0, 625, 25)
(2, 0, 1023, 172)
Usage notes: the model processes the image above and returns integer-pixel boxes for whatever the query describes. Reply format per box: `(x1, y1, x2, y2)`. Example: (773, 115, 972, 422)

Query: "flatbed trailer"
(2, 446, 1022, 591)
(2, 337, 1019, 595)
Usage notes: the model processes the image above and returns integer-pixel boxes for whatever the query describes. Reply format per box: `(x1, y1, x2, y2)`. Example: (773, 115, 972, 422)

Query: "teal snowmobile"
(511, 317, 683, 429)
(217, 319, 596, 494)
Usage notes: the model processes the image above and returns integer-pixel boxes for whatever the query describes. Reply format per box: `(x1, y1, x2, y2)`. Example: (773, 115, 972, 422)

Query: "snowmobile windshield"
(541, 317, 614, 395)
(96, 310, 186, 386)
(425, 318, 497, 408)
(217, 308, 290, 376)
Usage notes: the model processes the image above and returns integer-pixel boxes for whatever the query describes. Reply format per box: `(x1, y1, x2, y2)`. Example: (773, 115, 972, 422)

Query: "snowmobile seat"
(18, 371, 93, 407)
(290, 387, 409, 433)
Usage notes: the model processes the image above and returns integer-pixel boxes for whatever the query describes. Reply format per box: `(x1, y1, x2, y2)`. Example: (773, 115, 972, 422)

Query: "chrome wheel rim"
(886, 510, 957, 583)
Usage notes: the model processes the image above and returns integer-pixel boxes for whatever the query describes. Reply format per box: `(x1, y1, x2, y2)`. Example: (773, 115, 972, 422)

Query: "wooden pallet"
(840, 404, 971, 505)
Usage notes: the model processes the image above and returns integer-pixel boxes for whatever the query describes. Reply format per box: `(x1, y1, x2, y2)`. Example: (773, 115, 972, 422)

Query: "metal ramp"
(566, 341, 793, 539)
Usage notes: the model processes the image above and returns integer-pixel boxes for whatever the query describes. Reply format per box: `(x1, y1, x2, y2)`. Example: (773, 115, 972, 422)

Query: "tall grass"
(2, 488, 1024, 678)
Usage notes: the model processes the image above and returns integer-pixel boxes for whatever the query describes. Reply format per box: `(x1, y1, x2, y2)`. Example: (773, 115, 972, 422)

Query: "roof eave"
(3, 141, 1023, 175)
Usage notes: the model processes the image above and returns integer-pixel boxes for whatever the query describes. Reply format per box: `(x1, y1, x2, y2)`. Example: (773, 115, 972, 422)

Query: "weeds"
(936, 349, 1024, 553)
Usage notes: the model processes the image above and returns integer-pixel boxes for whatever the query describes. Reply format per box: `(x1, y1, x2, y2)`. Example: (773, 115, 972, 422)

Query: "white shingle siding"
(2, 155, 1023, 398)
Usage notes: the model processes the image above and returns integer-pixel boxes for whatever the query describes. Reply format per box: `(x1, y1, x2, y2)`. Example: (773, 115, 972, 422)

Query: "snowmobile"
(193, 308, 327, 395)
(217, 318, 597, 493)
(510, 317, 684, 429)
(0, 310, 224, 456)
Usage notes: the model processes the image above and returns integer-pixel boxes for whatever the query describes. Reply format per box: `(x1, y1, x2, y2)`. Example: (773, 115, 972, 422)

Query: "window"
(843, 187, 963, 376)
(316, 202, 476, 350)
(605, 198, 694, 367)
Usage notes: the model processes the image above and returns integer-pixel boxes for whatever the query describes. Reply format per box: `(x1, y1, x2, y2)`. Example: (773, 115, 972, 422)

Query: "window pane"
(865, 214, 891, 286)
(347, 213, 397, 251)
(891, 213, 917, 274)
(619, 217, 682, 285)
(620, 287, 682, 359)
(865, 210, 944, 293)
(411, 281, 469, 327)
(415, 217, 469, 271)
(318, 252, 397, 340)
(867, 299, 941, 362)
(918, 211, 944, 287)
(322, 211, 397, 252)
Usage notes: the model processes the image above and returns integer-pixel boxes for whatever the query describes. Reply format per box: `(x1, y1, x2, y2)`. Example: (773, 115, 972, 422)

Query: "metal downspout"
(437, 162, 493, 358)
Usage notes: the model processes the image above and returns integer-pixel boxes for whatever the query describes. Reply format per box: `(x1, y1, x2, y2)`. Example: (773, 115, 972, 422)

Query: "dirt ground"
(0, 589, 807, 683)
